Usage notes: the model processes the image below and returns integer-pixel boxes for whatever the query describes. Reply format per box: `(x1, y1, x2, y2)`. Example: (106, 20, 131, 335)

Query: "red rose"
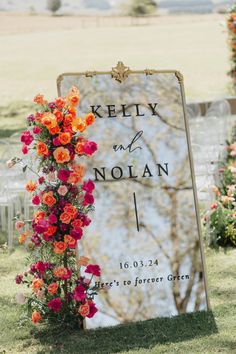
(85, 264, 101, 277)
(22, 144, 28, 154)
(74, 285, 86, 302)
(48, 298, 62, 313)
(58, 169, 71, 182)
(83, 193, 94, 206)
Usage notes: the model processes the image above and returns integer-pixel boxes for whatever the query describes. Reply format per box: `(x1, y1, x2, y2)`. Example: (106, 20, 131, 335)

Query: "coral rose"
(42, 191, 56, 207)
(55, 97, 65, 109)
(36, 141, 48, 156)
(19, 231, 29, 244)
(54, 241, 67, 254)
(53, 147, 70, 164)
(53, 266, 72, 280)
(58, 132, 71, 145)
(25, 180, 37, 193)
(49, 125, 60, 135)
(64, 204, 77, 218)
(34, 94, 46, 105)
(64, 235, 77, 248)
(32, 278, 44, 291)
(79, 302, 90, 317)
(77, 256, 90, 267)
(60, 212, 72, 224)
(48, 282, 59, 295)
(32, 310, 42, 324)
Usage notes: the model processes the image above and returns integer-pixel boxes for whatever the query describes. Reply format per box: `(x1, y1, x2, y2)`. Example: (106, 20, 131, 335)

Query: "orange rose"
(54, 241, 67, 254)
(47, 282, 59, 295)
(32, 278, 44, 291)
(42, 191, 56, 207)
(64, 114, 73, 126)
(75, 142, 85, 155)
(72, 118, 87, 133)
(55, 97, 65, 109)
(64, 235, 77, 248)
(64, 204, 77, 218)
(53, 147, 70, 164)
(53, 266, 68, 278)
(34, 94, 46, 105)
(25, 180, 37, 193)
(53, 109, 63, 122)
(19, 231, 29, 244)
(36, 141, 48, 156)
(34, 211, 46, 222)
(49, 125, 60, 135)
(79, 302, 90, 317)
(67, 172, 83, 184)
(60, 212, 72, 224)
(58, 132, 71, 145)
(32, 310, 42, 324)
(67, 106, 77, 117)
(77, 256, 90, 267)
(41, 113, 57, 129)
(85, 113, 95, 126)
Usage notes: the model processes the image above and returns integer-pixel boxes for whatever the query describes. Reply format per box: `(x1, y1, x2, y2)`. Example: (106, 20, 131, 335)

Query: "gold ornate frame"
(57, 61, 210, 313)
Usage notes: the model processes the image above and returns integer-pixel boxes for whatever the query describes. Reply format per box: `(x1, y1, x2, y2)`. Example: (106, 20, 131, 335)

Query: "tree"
(47, 0, 62, 14)
(126, 0, 157, 16)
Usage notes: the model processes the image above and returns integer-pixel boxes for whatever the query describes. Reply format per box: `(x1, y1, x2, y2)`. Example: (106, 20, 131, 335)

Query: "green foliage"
(125, 0, 157, 17)
(47, 0, 62, 14)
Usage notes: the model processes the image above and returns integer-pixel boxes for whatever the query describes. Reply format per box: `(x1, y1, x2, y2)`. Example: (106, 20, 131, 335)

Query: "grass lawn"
(0, 231, 235, 354)
(0, 13, 232, 105)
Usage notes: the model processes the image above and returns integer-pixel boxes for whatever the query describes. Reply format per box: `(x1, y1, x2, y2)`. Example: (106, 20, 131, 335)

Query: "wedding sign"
(57, 62, 209, 329)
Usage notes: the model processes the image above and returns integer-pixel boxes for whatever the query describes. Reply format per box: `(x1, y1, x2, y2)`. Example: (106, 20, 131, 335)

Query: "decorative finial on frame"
(111, 62, 130, 83)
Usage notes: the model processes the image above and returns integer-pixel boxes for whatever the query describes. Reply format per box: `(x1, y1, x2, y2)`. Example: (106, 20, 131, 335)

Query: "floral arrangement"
(227, 5, 236, 87)
(11, 86, 101, 327)
(204, 128, 236, 248)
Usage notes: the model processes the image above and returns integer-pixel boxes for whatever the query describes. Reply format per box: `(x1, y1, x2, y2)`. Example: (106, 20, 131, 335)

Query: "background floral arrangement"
(227, 4, 236, 88)
(11, 86, 101, 327)
(204, 127, 236, 248)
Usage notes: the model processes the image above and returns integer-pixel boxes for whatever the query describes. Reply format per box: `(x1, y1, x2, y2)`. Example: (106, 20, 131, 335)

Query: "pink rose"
(53, 137, 61, 146)
(58, 169, 71, 182)
(32, 195, 40, 205)
(85, 264, 101, 277)
(15, 221, 25, 230)
(34, 219, 49, 233)
(48, 213, 57, 224)
(87, 301, 98, 318)
(48, 298, 62, 313)
(83, 141, 97, 156)
(21, 131, 34, 146)
(48, 172, 56, 181)
(22, 144, 28, 155)
(58, 185, 68, 196)
(33, 126, 42, 134)
(82, 180, 95, 193)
